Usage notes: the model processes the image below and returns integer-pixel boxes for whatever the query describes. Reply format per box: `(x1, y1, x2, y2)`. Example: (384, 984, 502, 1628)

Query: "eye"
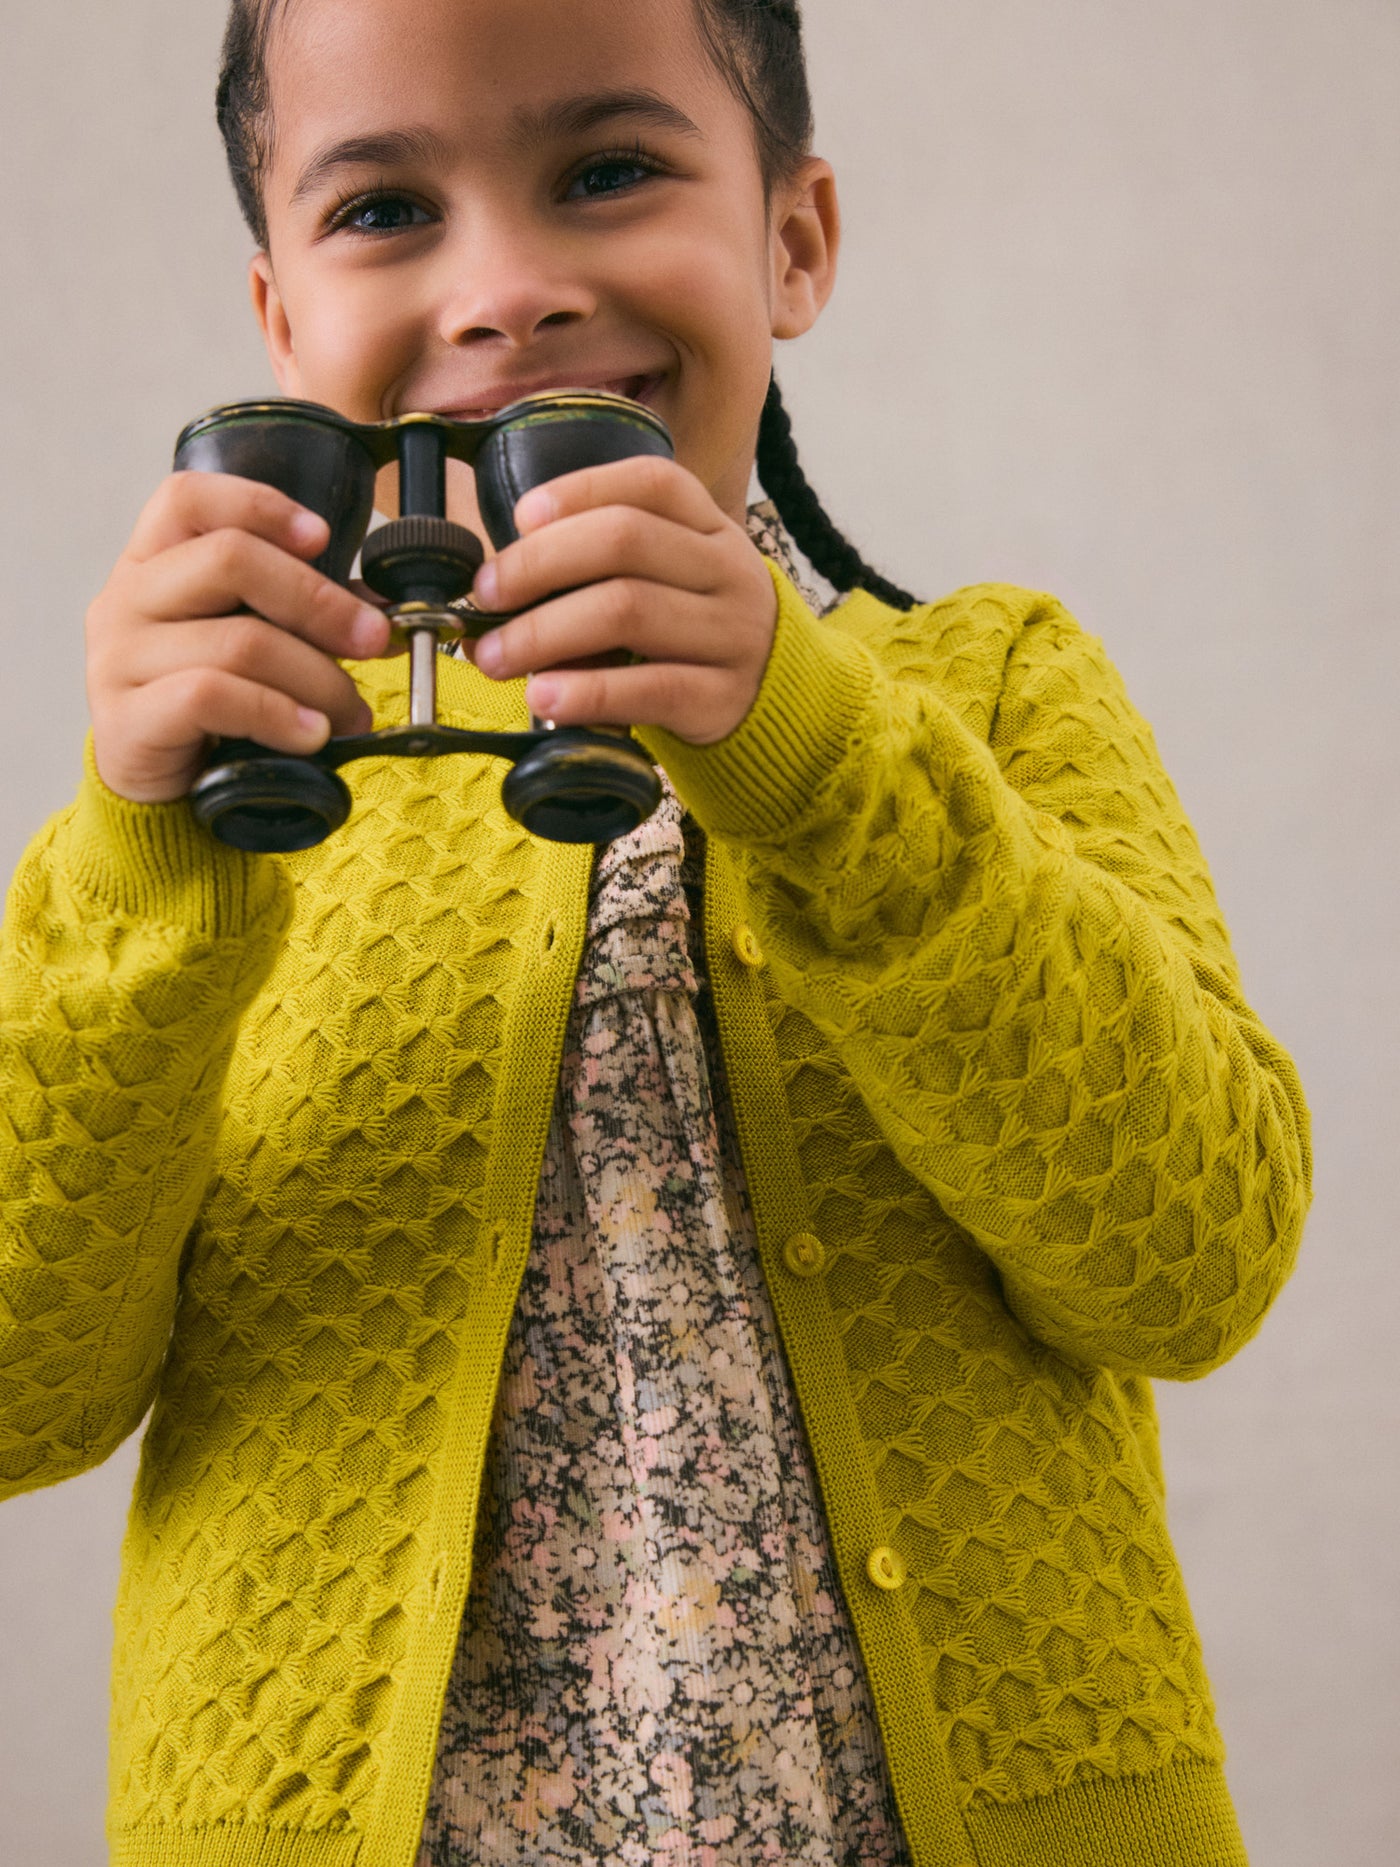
(326, 190, 434, 236)
(564, 147, 663, 201)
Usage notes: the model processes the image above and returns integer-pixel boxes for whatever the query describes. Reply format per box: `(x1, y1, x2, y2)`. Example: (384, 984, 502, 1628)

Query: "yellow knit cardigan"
(0, 568, 1310, 1867)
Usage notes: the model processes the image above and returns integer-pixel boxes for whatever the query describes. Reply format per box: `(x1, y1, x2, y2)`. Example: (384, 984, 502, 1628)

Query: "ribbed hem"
(963, 1760, 1248, 1867)
(107, 1763, 1246, 1867)
(111, 1826, 361, 1867)
(62, 740, 287, 935)
(636, 563, 877, 844)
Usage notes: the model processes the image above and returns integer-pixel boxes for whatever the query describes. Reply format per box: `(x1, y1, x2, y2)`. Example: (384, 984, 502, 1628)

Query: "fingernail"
(296, 706, 329, 740)
(475, 630, 503, 675)
(291, 510, 328, 548)
(350, 606, 386, 656)
(526, 676, 559, 716)
(515, 487, 554, 530)
(473, 560, 499, 607)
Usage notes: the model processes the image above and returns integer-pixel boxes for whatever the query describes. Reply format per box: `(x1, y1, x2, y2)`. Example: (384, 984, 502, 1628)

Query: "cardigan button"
(866, 1545, 907, 1592)
(783, 1232, 827, 1279)
(731, 922, 764, 968)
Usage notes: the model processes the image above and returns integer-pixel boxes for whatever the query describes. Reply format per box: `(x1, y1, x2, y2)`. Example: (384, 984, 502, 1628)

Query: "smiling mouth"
(438, 371, 664, 421)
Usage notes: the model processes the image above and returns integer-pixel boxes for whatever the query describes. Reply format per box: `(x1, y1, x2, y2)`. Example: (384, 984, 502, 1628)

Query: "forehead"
(266, 0, 724, 157)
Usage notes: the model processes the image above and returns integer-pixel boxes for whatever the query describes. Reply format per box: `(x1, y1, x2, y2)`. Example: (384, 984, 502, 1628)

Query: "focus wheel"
(360, 516, 484, 605)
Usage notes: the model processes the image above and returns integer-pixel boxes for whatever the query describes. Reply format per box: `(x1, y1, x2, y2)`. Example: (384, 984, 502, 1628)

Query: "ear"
(248, 250, 305, 396)
(769, 157, 840, 341)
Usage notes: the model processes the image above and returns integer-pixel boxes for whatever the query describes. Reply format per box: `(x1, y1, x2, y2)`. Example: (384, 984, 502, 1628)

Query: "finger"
(347, 576, 394, 612)
(123, 528, 388, 660)
(510, 454, 725, 537)
(478, 506, 724, 616)
(472, 581, 732, 683)
(118, 666, 342, 772)
(346, 576, 407, 657)
(107, 613, 375, 736)
(127, 470, 331, 565)
(522, 660, 743, 744)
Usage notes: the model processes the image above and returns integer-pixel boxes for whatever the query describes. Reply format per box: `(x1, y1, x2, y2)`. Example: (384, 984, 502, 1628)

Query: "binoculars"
(173, 390, 674, 852)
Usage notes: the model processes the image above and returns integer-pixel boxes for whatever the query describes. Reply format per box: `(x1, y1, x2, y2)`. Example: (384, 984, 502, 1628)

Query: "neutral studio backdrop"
(1, 1, 1396, 1862)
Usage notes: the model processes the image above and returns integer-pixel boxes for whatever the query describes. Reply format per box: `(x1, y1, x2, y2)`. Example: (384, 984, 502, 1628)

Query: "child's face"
(249, 0, 838, 526)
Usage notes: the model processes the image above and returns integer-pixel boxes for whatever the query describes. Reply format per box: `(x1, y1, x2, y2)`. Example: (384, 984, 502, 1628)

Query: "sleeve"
(640, 569, 1313, 1381)
(0, 750, 293, 1497)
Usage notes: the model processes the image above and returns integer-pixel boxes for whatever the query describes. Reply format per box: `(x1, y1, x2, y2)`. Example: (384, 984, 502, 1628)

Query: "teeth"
(446, 374, 655, 419)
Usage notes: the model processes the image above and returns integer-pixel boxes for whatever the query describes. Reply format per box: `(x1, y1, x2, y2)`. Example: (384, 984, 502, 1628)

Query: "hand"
(468, 456, 779, 745)
(86, 472, 391, 803)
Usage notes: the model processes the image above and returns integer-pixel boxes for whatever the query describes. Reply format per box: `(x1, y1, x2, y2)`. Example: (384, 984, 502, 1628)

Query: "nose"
(434, 216, 595, 351)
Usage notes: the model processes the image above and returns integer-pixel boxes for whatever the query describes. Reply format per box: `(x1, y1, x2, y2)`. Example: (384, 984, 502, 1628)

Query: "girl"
(0, 1, 1311, 1864)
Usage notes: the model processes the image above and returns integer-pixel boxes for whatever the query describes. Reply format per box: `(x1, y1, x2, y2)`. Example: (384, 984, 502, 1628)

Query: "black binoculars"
(173, 390, 674, 852)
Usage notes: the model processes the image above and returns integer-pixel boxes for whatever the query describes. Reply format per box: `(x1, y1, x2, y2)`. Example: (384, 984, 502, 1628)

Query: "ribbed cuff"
(964, 1760, 1248, 1867)
(61, 740, 289, 935)
(111, 1827, 361, 1867)
(635, 563, 877, 845)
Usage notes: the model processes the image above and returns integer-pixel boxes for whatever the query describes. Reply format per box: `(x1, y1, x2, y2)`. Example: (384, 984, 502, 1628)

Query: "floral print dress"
(416, 510, 911, 1867)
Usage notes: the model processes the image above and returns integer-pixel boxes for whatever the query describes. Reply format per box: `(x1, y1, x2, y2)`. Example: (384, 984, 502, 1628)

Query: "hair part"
(215, 0, 917, 607)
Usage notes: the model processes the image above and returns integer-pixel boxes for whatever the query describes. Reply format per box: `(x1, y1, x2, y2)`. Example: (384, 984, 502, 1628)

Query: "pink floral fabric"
(416, 511, 910, 1866)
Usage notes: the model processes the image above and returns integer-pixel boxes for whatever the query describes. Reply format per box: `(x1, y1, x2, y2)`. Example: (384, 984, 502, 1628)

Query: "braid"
(757, 378, 919, 610)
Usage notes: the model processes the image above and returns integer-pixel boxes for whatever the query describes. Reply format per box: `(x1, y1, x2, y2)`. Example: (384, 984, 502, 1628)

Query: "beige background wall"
(1, 1, 1396, 1861)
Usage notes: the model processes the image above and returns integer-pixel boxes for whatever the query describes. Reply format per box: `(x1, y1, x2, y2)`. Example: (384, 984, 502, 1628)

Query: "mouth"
(432, 370, 665, 422)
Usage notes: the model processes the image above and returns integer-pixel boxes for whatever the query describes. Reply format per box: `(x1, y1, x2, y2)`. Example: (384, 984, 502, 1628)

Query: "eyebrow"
(289, 90, 703, 207)
(507, 89, 704, 151)
(289, 126, 452, 207)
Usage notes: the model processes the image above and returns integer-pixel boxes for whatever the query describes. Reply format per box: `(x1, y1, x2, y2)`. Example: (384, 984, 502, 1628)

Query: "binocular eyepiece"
(173, 391, 674, 852)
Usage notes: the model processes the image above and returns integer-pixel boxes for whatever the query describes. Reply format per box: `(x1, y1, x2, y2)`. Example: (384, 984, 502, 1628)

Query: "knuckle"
(165, 469, 202, 516)
(86, 579, 140, 661)
(213, 613, 267, 673)
(172, 469, 227, 529)
(205, 526, 246, 579)
(254, 683, 294, 733)
(304, 571, 347, 630)
(600, 507, 640, 556)
(252, 478, 295, 526)
(510, 614, 540, 667)
(85, 630, 119, 688)
(172, 664, 226, 720)
(635, 455, 672, 499)
(518, 532, 552, 590)
(601, 578, 641, 633)
(651, 663, 688, 717)
(493, 542, 525, 601)
(573, 670, 607, 718)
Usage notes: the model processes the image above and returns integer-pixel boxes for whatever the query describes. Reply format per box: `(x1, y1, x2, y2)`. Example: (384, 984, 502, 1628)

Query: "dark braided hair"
(758, 377, 917, 609)
(215, 0, 918, 610)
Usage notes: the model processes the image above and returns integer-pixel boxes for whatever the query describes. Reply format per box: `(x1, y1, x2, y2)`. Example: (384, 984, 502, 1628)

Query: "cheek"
(627, 209, 772, 343)
(672, 218, 769, 317)
(286, 278, 420, 414)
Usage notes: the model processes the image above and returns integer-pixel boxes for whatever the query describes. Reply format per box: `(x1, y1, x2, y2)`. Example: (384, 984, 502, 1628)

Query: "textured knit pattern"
(417, 771, 908, 1866)
(0, 565, 1310, 1867)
